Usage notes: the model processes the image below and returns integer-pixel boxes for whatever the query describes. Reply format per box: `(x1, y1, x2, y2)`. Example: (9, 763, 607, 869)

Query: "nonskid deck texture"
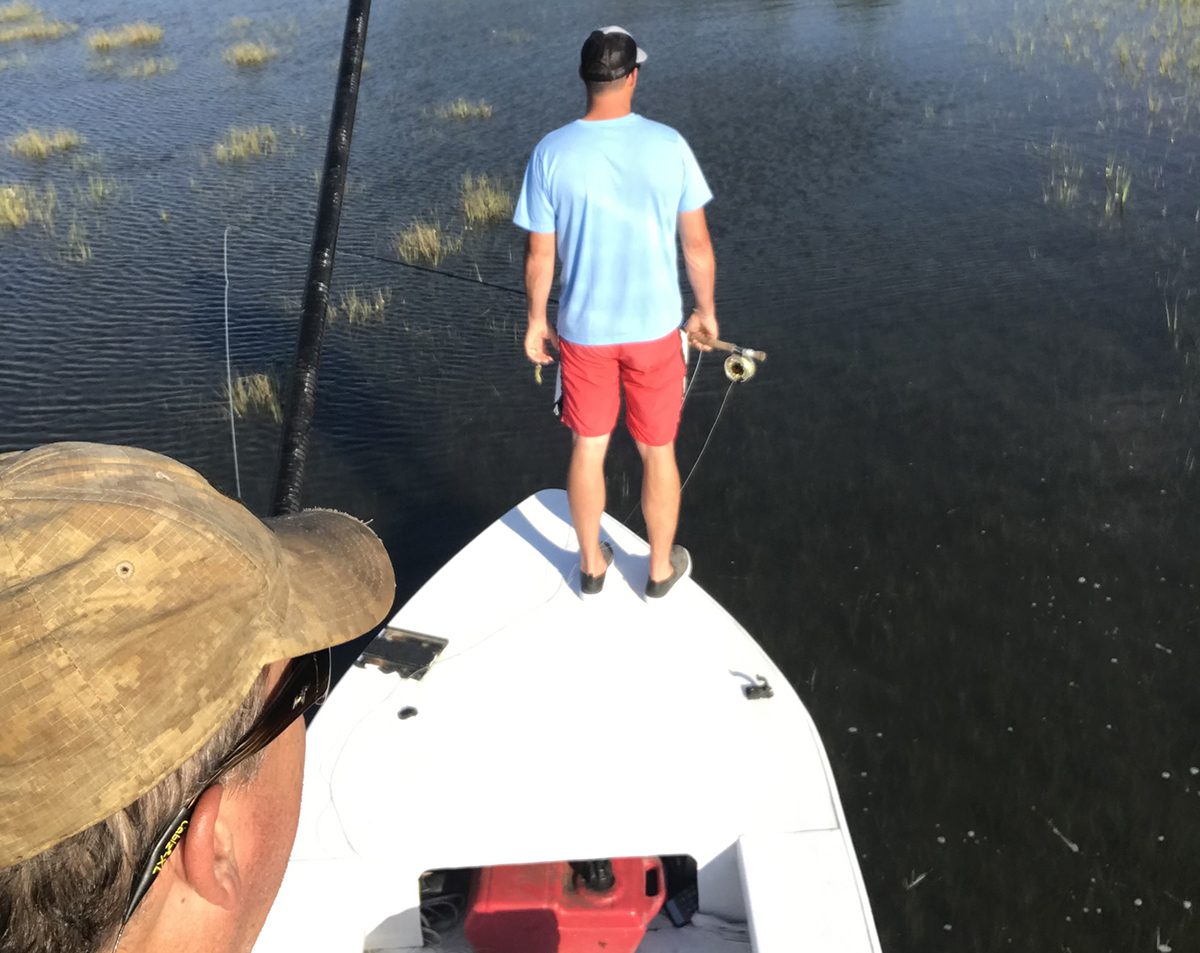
(255, 491, 880, 953)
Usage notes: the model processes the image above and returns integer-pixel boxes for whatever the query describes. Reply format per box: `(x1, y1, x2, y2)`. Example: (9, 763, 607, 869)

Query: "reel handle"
(687, 333, 767, 363)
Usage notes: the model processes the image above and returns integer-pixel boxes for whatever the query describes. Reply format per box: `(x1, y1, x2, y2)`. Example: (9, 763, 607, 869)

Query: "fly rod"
(272, 0, 371, 515)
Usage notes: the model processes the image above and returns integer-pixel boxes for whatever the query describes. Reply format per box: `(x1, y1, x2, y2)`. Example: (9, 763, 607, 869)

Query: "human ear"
(178, 784, 241, 910)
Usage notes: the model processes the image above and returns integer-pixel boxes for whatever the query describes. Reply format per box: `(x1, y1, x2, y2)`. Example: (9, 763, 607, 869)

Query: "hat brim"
(265, 508, 396, 658)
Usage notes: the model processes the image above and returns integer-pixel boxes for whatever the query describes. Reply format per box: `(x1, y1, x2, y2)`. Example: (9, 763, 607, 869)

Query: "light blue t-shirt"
(513, 113, 712, 346)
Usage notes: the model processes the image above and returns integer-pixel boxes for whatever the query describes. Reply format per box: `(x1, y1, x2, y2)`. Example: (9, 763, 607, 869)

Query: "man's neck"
(582, 97, 633, 121)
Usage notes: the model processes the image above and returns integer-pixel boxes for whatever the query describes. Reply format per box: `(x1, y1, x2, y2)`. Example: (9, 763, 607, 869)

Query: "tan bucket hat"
(0, 442, 396, 868)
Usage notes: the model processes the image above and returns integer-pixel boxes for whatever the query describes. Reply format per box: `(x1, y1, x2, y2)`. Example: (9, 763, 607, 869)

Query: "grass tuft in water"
(0, 16, 74, 43)
(126, 55, 175, 77)
(64, 218, 91, 262)
(460, 173, 514, 226)
(213, 125, 278, 162)
(0, 2, 36, 22)
(393, 220, 462, 266)
(79, 175, 117, 205)
(1042, 139, 1084, 208)
(436, 98, 493, 121)
(225, 372, 282, 422)
(229, 16, 252, 31)
(1105, 158, 1132, 217)
(223, 41, 277, 68)
(8, 127, 84, 160)
(337, 287, 391, 325)
(0, 182, 55, 229)
(86, 22, 162, 52)
(92, 55, 177, 78)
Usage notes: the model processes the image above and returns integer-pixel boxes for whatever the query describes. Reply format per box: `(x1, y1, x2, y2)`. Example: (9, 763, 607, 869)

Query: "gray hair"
(0, 671, 270, 953)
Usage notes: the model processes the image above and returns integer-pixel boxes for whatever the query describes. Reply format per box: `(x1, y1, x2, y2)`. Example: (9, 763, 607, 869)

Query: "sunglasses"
(118, 649, 331, 931)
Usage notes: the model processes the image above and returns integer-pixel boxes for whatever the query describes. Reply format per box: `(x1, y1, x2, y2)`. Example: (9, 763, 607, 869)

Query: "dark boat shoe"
(580, 540, 614, 595)
(645, 545, 691, 599)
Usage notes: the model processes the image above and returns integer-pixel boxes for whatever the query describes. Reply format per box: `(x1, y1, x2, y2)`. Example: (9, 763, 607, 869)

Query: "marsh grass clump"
(1115, 34, 1133, 71)
(0, 16, 74, 43)
(86, 22, 162, 52)
(460, 173, 513, 226)
(123, 55, 175, 78)
(1042, 139, 1084, 208)
(213, 124, 278, 162)
(91, 54, 176, 78)
(1105, 157, 1132, 217)
(80, 174, 117, 205)
(0, 2, 70, 43)
(223, 41, 277, 68)
(0, 2, 36, 22)
(337, 287, 391, 325)
(393, 220, 462, 266)
(64, 217, 91, 262)
(1159, 43, 1180, 76)
(0, 182, 55, 229)
(225, 372, 281, 422)
(436, 98, 493, 121)
(229, 16, 252, 31)
(8, 127, 84, 160)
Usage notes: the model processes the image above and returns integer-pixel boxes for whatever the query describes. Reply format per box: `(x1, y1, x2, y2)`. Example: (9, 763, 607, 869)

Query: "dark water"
(3, 0, 1199, 949)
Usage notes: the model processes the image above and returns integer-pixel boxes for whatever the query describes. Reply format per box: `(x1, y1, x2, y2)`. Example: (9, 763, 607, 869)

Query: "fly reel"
(687, 332, 768, 384)
(723, 353, 757, 383)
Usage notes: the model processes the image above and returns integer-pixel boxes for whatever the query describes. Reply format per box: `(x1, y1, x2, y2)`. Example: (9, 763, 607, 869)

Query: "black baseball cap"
(579, 25, 647, 82)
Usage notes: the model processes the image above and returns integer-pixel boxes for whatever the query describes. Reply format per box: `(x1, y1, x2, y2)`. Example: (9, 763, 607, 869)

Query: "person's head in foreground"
(0, 442, 396, 953)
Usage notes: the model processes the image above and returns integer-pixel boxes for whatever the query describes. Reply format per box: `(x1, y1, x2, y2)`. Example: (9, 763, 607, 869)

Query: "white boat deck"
(255, 491, 879, 953)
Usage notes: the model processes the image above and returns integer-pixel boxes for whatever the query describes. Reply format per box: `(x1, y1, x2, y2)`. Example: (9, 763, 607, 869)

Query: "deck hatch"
(356, 627, 448, 680)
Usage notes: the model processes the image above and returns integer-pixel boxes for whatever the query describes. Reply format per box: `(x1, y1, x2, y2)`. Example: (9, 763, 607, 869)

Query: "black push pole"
(272, 0, 371, 515)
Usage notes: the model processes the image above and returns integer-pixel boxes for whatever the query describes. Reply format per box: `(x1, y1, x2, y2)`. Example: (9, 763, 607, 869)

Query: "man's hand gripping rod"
(687, 333, 767, 382)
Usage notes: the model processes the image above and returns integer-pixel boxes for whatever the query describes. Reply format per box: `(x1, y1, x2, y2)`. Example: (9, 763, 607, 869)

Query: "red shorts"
(558, 330, 686, 446)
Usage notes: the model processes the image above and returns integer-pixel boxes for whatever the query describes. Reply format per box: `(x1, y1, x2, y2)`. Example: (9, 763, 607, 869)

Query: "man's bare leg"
(636, 440, 681, 582)
(568, 433, 612, 576)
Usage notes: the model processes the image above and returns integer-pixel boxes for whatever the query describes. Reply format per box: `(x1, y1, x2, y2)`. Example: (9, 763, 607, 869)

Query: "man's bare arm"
(523, 230, 559, 364)
(678, 207, 718, 348)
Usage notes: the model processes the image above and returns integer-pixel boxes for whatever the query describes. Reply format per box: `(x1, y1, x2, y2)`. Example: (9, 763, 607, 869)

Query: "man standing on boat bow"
(515, 25, 718, 598)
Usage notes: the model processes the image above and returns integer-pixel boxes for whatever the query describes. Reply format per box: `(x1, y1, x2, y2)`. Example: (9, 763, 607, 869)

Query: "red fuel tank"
(464, 857, 665, 953)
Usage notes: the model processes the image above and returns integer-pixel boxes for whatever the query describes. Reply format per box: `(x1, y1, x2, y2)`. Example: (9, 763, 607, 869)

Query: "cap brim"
(265, 508, 396, 657)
